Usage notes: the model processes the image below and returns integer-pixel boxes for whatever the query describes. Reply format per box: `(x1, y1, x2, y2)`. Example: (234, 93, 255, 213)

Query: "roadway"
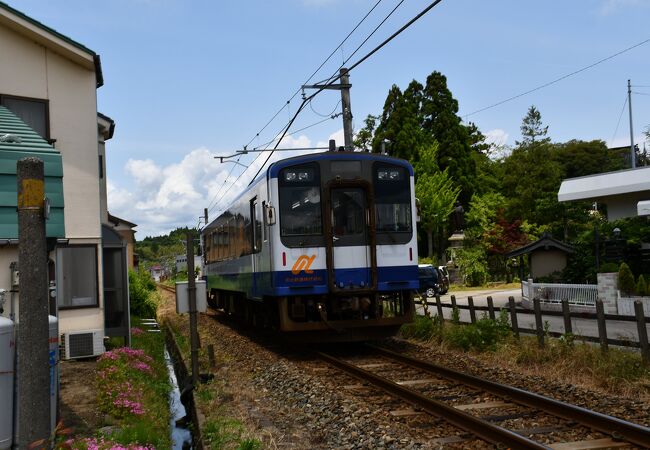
(415, 288, 650, 344)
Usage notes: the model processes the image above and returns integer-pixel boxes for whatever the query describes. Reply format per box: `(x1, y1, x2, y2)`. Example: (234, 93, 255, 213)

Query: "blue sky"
(9, 0, 650, 237)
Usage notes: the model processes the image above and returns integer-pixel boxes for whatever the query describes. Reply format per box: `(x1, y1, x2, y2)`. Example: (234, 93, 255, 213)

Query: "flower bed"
(50, 325, 172, 449)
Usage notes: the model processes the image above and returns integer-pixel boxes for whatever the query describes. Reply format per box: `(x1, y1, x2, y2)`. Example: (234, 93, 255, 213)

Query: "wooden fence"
(423, 295, 650, 364)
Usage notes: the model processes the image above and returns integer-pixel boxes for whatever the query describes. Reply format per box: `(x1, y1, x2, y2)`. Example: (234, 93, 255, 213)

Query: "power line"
(463, 37, 650, 119)
(249, 0, 446, 184)
(610, 96, 628, 146)
(309, 98, 341, 118)
(210, 0, 447, 214)
(243, 0, 383, 149)
(633, 91, 650, 96)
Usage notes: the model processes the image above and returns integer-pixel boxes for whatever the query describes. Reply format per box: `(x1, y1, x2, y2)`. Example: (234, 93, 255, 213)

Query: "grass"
(400, 314, 650, 398)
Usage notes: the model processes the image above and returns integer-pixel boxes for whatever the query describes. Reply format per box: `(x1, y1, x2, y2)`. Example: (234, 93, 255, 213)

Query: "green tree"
(354, 114, 378, 151)
(372, 82, 428, 160)
(414, 144, 460, 259)
(420, 71, 476, 203)
(518, 105, 549, 146)
(636, 274, 648, 297)
(618, 262, 636, 296)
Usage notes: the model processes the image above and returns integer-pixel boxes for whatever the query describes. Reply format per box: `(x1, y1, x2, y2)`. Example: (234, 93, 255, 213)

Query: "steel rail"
(368, 345, 650, 448)
(318, 351, 550, 449)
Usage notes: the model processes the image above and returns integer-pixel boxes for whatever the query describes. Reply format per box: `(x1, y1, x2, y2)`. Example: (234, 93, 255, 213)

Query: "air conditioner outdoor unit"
(61, 329, 105, 360)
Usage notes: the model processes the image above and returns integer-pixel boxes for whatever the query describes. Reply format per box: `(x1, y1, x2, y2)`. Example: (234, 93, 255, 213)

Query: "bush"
(445, 316, 511, 352)
(618, 262, 636, 296)
(400, 315, 442, 341)
(455, 246, 489, 287)
(129, 268, 158, 317)
(636, 275, 648, 297)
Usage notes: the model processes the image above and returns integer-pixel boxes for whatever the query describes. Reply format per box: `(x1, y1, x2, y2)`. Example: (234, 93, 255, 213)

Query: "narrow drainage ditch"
(165, 347, 193, 449)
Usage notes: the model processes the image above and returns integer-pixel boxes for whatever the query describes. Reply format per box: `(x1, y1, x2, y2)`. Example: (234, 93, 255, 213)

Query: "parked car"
(437, 266, 450, 294)
(417, 264, 441, 298)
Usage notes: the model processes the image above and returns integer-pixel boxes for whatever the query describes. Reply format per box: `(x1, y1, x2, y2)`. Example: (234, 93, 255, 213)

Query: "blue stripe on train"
(208, 265, 418, 298)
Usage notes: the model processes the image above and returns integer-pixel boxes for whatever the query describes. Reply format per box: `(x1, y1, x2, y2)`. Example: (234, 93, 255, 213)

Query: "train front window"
(374, 164, 411, 233)
(279, 164, 322, 236)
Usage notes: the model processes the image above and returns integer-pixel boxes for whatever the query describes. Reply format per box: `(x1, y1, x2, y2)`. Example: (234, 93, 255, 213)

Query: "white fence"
(522, 280, 598, 307)
(617, 294, 650, 316)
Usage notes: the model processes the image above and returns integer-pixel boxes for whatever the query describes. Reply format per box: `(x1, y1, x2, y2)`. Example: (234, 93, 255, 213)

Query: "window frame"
(0, 94, 51, 141)
(56, 244, 100, 310)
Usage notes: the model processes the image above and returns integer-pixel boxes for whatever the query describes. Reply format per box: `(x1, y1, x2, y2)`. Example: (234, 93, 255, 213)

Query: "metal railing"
(522, 280, 598, 306)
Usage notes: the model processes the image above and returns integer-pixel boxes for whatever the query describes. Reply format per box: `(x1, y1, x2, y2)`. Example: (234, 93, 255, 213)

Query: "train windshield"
(374, 164, 411, 233)
(279, 164, 322, 236)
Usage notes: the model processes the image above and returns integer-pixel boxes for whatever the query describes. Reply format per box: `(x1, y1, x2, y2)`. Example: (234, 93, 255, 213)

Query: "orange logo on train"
(291, 255, 316, 275)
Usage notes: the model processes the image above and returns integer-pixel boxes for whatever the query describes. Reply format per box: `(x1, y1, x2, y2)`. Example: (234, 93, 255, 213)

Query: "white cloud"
(484, 129, 509, 147)
(599, 0, 650, 15)
(108, 137, 337, 237)
(484, 129, 512, 160)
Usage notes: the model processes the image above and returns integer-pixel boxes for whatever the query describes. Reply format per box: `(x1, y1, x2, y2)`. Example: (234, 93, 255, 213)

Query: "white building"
(0, 3, 133, 353)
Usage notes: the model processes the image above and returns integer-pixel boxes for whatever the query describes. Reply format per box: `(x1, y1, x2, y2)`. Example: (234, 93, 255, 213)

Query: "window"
(374, 164, 412, 233)
(98, 155, 104, 179)
(279, 164, 322, 236)
(0, 95, 49, 140)
(331, 189, 365, 236)
(57, 246, 98, 309)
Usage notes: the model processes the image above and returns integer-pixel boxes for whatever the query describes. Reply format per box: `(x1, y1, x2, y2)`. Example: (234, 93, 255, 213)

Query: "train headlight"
(377, 169, 402, 180)
(284, 169, 314, 182)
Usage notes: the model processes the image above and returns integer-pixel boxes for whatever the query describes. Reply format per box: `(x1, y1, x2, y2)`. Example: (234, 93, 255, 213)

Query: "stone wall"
(596, 272, 618, 314)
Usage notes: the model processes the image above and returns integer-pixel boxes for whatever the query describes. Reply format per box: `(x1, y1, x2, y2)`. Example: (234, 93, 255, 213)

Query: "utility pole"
(339, 68, 354, 151)
(302, 67, 354, 151)
(16, 157, 50, 447)
(628, 79, 636, 168)
(186, 233, 199, 387)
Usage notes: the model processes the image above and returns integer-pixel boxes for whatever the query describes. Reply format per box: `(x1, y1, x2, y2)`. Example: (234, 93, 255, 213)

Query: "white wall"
(0, 24, 104, 333)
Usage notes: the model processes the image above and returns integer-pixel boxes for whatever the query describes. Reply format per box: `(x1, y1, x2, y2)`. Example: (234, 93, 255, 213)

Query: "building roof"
(107, 212, 137, 229)
(558, 166, 650, 202)
(505, 233, 574, 259)
(0, 105, 65, 238)
(0, 1, 103, 87)
(98, 113, 115, 140)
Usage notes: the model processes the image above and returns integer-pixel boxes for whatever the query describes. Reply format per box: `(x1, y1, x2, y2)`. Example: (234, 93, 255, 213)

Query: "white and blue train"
(202, 151, 418, 341)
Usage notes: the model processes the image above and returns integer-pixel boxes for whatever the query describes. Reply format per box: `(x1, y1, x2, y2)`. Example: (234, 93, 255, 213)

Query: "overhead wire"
(609, 96, 628, 146)
(463, 37, 650, 119)
(247, 0, 447, 184)
(242, 0, 383, 150)
(210, 0, 447, 214)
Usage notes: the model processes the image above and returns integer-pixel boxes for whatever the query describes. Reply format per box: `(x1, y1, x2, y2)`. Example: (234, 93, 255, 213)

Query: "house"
(175, 254, 203, 276)
(558, 166, 650, 221)
(150, 265, 164, 282)
(0, 2, 134, 353)
(505, 233, 574, 280)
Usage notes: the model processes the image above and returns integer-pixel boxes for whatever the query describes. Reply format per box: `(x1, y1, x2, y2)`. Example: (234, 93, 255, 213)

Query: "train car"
(202, 151, 418, 341)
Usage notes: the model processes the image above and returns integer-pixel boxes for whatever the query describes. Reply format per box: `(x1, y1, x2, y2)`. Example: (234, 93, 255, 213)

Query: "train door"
(250, 197, 263, 299)
(326, 184, 376, 290)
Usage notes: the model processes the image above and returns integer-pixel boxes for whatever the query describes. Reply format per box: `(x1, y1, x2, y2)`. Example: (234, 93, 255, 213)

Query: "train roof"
(203, 151, 414, 232)
(267, 151, 414, 177)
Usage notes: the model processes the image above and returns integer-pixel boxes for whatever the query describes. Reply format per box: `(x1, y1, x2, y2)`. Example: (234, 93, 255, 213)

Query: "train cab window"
(331, 189, 365, 236)
(279, 164, 322, 237)
(374, 164, 412, 235)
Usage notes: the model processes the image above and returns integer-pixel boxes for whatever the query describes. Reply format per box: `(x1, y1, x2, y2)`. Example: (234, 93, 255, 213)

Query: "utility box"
(175, 280, 207, 314)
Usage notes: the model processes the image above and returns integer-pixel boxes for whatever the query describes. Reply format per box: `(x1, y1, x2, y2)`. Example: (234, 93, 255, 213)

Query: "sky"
(8, 0, 650, 238)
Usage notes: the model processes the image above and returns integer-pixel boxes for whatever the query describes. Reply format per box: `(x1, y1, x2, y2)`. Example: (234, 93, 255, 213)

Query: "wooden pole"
(509, 296, 519, 339)
(533, 298, 545, 348)
(596, 300, 608, 353)
(487, 296, 495, 320)
(562, 299, 573, 335)
(468, 296, 476, 323)
(634, 300, 649, 365)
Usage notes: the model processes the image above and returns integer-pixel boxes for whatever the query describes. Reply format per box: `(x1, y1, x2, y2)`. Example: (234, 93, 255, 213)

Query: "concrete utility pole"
(339, 68, 354, 151)
(16, 157, 50, 447)
(302, 67, 354, 151)
(628, 79, 636, 169)
(186, 233, 199, 386)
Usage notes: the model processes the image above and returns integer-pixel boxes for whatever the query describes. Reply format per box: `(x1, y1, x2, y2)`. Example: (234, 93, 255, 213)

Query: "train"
(201, 150, 419, 341)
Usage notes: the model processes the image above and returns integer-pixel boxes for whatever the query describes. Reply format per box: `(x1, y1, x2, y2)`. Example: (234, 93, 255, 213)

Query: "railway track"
(319, 345, 650, 449)
(157, 283, 175, 294)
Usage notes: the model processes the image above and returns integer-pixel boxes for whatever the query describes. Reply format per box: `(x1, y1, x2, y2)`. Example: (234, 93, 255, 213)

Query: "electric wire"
(463, 37, 650, 119)
(633, 91, 650, 96)
(609, 96, 628, 146)
(242, 0, 383, 149)
(316, 0, 406, 87)
(310, 98, 342, 118)
(246, 0, 446, 186)
(254, 111, 342, 150)
(206, 154, 241, 213)
(210, 0, 447, 214)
